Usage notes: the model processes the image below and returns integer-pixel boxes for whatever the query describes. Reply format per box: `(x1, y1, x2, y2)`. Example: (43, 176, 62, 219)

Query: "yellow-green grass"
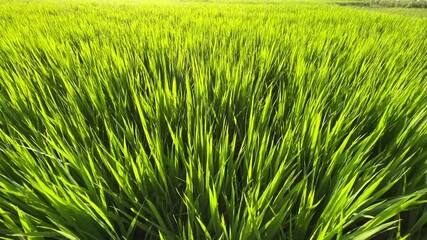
(0, 1, 427, 239)
(373, 7, 427, 17)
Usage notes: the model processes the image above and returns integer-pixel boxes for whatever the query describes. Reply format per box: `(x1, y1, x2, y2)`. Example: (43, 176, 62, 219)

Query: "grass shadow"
(334, 1, 371, 7)
(334, 0, 427, 8)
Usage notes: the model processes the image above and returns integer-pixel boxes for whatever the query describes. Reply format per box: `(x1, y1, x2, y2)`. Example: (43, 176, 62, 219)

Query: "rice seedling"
(0, 0, 426, 239)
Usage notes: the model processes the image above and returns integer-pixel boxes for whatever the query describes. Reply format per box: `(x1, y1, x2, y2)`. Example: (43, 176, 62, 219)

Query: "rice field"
(1, 0, 427, 239)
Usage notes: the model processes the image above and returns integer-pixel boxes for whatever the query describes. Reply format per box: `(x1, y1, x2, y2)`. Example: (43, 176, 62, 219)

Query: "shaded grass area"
(335, 1, 371, 6)
(0, 1, 427, 239)
(371, 0, 427, 8)
(335, 1, 427, 17)
(335, 0, 427, 9)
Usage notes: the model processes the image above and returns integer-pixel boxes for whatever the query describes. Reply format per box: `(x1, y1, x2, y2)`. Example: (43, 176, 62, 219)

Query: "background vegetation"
(0, 0, 427, 239)
(370, 0, 427, 8)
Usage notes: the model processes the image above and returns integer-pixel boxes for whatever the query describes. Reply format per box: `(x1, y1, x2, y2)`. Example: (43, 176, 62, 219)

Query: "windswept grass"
(0, 1, 427, 239)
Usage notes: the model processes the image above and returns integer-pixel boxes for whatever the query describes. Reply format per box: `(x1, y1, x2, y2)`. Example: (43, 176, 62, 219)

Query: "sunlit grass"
(0, 1, 427, 239)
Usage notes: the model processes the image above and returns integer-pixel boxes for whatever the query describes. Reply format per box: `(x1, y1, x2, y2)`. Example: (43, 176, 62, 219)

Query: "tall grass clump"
(0, 1, 427, 239)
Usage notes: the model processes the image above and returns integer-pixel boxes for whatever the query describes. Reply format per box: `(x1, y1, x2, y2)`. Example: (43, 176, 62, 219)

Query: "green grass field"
(1, 0, 427, 239)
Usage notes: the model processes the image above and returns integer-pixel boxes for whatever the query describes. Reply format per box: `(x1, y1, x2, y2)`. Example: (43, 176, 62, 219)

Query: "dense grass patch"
(370, 0, 427, 8)
(1, 1, 427, 239)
